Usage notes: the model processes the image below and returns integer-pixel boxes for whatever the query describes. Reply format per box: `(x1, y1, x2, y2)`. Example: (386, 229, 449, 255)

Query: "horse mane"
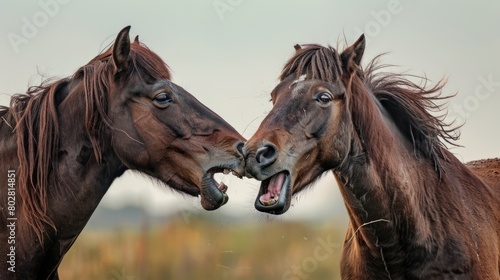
(363, 58, 459, 170)
(280, 43, 459, 172)
(280, 44, 343, 82)
(0, 41, 171, 243)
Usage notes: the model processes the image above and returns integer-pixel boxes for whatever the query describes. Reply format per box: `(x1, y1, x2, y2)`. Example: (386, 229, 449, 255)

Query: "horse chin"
(254, 171, 292, 214)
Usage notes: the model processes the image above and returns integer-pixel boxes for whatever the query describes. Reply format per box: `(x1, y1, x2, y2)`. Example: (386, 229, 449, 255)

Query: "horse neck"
(0, 79, 127, 278)
(48, 81, 126, 235)
(334, 92, 441, 252)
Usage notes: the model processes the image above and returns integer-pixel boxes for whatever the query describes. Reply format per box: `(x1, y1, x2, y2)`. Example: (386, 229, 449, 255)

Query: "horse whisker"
(379, 247, 392, 280)
(346, 218, 391, 244)
(242, 114, 266, 135)
(111, 126, 144, 145)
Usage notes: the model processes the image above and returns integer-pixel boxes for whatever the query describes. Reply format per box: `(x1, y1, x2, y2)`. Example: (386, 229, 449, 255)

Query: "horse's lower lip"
(199, 168, 232, 210)
(254, 171, 291, 214)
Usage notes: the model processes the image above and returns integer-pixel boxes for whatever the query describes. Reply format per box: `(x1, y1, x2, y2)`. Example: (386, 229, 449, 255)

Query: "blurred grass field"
(59, 214, 346, 280)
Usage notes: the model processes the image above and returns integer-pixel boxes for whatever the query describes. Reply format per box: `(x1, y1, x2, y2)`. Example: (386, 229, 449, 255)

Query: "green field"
(59, 215, 346, 280)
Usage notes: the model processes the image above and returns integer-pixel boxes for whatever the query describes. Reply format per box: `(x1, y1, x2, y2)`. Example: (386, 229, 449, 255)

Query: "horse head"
(102, 27, 246, 210)
(243, 35, 366, 214)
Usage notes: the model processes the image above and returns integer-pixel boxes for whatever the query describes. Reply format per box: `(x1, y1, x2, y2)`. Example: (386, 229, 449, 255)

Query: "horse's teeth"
(260, 197, 278, 206)
(223, 169, 230, 175)
(218, 182, 228, 192)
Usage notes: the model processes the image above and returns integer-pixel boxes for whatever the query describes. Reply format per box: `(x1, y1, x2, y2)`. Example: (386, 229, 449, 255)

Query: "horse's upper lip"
(254, 171, 292, 214)
(199, 165, 243, 210)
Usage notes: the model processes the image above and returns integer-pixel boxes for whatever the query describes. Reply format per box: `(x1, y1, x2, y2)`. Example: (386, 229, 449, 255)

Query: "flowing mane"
(0, 41, 171, 242)
(279, 43, 459, 172)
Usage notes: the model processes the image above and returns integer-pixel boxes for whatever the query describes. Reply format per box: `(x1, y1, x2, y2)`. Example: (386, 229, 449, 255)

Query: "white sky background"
(1, 1, 499, 221)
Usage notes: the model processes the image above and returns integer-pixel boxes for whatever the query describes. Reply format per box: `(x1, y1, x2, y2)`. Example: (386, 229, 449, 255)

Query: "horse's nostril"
(255, 144, 278, 168)
(236, 141, 245, 156)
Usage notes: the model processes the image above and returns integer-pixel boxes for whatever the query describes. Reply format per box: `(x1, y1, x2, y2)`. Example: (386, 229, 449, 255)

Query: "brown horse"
(0, 26, 245, 280)
(243, 35, 500, 279)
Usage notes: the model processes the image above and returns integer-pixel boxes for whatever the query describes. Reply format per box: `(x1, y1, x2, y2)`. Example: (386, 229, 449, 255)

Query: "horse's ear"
(113, 26, 131, 73)
(340, 34, 365, 71)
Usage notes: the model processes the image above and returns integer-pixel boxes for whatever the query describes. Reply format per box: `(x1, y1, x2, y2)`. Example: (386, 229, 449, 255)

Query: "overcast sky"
(1, 1, 499, 221)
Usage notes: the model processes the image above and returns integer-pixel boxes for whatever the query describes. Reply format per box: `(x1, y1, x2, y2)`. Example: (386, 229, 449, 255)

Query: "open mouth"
(200, 166, 242, 210)
(254, 171, 292, 214)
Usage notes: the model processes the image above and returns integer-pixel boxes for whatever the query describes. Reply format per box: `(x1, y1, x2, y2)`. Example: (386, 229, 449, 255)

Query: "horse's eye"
(153, 92, 172, 107)
(315, 92, 332, 105)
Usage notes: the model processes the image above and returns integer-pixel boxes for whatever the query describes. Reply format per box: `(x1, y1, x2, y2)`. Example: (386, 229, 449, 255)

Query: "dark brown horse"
(243, 35, 500, 279)
(0, 26, 245, 280)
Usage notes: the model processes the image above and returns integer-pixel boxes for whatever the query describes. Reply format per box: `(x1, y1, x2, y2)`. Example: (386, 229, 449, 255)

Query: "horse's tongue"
(259, 173, 285, 205)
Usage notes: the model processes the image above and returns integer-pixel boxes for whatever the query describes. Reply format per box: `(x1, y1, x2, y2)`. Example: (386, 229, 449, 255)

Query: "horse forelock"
(90, 41, 171, 82)
(279, 43, 459, 174)
(280, 44, 343, 83)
